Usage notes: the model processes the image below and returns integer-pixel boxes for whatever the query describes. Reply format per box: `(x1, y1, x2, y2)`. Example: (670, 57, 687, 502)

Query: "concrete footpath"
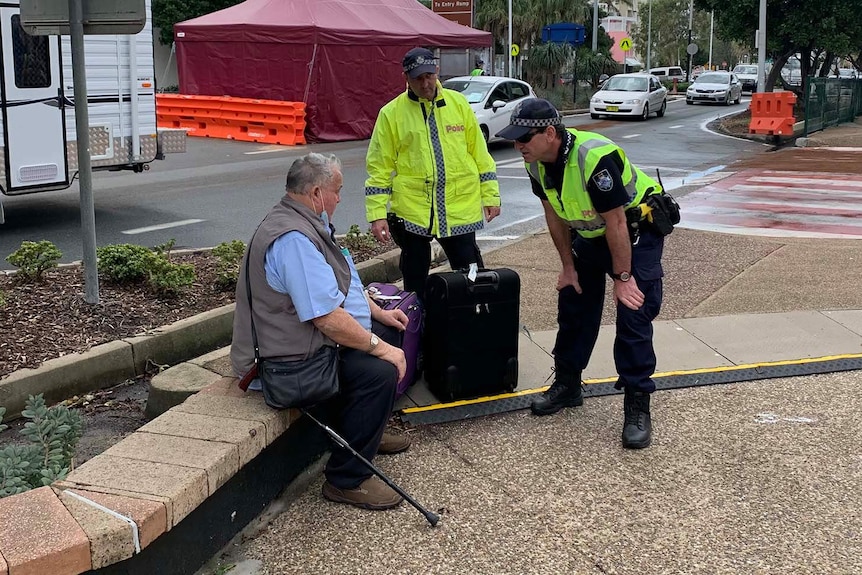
(208, 122, 862, 574)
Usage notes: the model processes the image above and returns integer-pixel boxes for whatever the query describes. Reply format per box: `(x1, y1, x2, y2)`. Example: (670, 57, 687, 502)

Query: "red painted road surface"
(679, 169, 862, 238)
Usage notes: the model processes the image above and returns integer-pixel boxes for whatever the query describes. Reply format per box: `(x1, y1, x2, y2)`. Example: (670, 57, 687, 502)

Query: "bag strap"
(244, 227, 263, 368)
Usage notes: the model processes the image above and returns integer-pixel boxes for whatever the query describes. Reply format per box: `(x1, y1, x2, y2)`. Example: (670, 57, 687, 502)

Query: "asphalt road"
(0, 96, 765, 269)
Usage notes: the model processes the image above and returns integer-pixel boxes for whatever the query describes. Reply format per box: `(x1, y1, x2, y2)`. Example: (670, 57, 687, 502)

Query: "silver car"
(732, 65, 758, 92)
(686, 72, 742, 106)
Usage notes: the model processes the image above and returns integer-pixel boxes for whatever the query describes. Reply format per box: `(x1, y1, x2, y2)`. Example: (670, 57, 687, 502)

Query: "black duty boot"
(530, 373, 583, 416)
(622, 389, 652, 449)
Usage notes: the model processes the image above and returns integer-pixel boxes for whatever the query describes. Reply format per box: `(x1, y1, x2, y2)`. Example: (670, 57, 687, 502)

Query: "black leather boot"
(622, 388, 652, 449)
(530, 372, 583, 416)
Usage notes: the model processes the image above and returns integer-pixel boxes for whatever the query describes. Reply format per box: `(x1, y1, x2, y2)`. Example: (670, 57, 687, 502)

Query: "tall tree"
(152, 0, 244, 45)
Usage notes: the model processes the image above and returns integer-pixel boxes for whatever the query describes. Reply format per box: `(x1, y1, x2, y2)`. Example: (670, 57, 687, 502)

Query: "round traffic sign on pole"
(511, 44, 520, 57)
(687, 42, 699, 55)
(619, 37, 632, 52)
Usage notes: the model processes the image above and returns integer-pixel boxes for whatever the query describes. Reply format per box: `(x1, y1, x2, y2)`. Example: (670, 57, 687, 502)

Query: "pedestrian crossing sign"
(619, 37, 632, 52)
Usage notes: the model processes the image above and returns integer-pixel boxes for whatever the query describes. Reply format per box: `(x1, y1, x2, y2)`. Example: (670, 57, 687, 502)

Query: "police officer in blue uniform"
(497, 99, 669, 449)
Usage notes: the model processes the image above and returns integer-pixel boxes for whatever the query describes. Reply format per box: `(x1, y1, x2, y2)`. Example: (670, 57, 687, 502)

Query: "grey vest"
(230, 196, 351, 377)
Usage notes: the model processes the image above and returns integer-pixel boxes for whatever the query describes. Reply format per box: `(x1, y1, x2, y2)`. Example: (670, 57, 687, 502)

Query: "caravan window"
(11, 15, 51, 89)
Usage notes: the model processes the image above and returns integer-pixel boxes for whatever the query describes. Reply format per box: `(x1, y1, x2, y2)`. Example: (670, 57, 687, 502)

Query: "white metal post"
(646, 0, 652, 70)
(592, 0, 598, 51)
(508, 0, 513, 76)
(756, 0, 766, 92)
(708, 11, 714, 70)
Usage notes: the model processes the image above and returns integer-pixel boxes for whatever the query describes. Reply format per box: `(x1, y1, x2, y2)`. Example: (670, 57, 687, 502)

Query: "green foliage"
(0, 395, 83, 499)
(97, 242, 196, 296)
(534, 84, 596, 112)
(0, 290, 5, 309)
(97, 244, 159, 283)
(5, 240, 62, 282)
(340, 224, 377, 252)
(0, 406, 6, 433)
(152, 0, 245, 45)
(212, 240, 246, 291)
(147, 259, 196, 298)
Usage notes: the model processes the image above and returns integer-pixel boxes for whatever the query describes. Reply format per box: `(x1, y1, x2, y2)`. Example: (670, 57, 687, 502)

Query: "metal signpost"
(542, 23, 586, 104)
(20, 0, 145, 304)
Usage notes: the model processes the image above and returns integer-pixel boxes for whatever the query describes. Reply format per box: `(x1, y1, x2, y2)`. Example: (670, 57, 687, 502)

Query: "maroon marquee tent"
(175, 0, 492, 142)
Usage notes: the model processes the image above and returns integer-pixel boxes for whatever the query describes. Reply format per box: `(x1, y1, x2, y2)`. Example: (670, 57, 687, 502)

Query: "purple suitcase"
(365, 283, 423, 397)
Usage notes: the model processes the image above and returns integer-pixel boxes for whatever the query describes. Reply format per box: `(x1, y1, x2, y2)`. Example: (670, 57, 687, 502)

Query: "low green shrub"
(212, 240, 246, 291)
(5, 240, 62, 282)
(0, 395, 84, 499)
(96, 244, 159, 283)
(147, 259, 196, 297)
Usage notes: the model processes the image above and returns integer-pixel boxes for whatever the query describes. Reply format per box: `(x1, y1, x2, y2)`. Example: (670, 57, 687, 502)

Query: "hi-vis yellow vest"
(528, 130, 661, 238)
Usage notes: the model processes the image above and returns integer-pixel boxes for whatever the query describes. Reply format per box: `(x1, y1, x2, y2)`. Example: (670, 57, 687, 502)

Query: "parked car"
(685, 72, 742, 105)
(834, 68, 859, 79)
(441, 76, 536, 143)
(589, 73, 668, 120)
(650, 66, 685, 81)
(732, 64, 758, 92)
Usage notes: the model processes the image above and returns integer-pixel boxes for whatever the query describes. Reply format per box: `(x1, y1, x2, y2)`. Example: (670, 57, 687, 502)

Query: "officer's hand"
(484, 206, 501, 222)
(381, 308, 409, 331)
(370, 219, 390, 243)
(379, 343, 407, 381)
(557, 267, 582, 293)
(613, 277, 645, 310)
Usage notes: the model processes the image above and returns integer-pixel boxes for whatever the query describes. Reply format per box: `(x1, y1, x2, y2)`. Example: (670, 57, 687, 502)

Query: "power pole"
(685, 0, 693, 81)
(646, 0, 652, 71)
(592, 0, 598, 51)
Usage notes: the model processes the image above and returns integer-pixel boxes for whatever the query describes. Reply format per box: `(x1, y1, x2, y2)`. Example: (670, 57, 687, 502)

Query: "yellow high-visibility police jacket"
(365, 82, 500, 238)
(527, 129, 661, 238)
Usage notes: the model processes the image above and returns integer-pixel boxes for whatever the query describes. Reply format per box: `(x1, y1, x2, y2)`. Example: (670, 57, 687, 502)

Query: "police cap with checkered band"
(402, 47, 438, 79)
(495, 98, 562, 141)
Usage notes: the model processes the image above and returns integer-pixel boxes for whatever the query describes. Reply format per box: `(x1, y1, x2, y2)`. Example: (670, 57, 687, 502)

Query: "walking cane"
(301, 409, 440, 527)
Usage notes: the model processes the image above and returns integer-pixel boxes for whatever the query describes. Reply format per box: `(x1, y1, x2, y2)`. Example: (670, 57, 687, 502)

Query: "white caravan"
(0, 0, 183, 199)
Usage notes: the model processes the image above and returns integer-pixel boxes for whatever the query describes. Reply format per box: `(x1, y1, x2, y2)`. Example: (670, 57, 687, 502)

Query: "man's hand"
(378, 343, 407, 381)
(557, 266, 582, 293)
(370, 219, 390, 243)
(613, 277, 645, 310)
(484, 206, 501, 222)
(379, 308, 409, 331)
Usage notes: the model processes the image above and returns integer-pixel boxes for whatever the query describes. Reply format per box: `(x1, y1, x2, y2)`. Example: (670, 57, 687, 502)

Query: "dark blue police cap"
(402, 47, 438, 79)
(495, 98, 562, 140)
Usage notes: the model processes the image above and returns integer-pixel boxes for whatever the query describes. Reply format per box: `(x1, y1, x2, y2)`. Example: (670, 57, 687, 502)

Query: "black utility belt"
(625, 191, 681, 237)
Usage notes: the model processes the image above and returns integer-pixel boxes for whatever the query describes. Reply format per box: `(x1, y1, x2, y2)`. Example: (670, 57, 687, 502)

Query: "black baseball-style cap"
(495, 98, 562, 141)
(402, 47, 438, 79)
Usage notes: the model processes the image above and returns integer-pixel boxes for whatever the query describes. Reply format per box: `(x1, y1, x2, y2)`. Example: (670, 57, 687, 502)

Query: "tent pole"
(303, 43, 319, 103)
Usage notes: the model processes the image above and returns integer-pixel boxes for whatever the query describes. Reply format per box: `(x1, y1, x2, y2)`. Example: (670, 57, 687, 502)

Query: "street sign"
(687, 42, 699, 55)
(21, 0, 145, 35)
(511, 44, 520, 57)
(619, 37, 632, 52)
(432, 0, 473, 28)
(541, 22, 586, 47)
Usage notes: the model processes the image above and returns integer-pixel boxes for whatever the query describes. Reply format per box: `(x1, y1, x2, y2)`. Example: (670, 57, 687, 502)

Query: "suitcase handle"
(466, 270, 499, 294)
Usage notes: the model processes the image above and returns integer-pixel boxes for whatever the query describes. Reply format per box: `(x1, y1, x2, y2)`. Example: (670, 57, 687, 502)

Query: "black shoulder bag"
(244, 235, 340, 410)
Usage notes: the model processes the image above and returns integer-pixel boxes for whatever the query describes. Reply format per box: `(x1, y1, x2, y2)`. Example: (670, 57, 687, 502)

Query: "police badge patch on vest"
(592, 169, 614, 192)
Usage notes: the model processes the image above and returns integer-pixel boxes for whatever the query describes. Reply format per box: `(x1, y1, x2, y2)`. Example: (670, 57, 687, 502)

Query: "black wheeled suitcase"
(423, 268, 520, 402)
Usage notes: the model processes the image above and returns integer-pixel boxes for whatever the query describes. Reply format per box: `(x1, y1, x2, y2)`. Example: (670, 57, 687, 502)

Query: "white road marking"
(477, 235, 521, 241)
(622, 134, 640, 139)
(495, 157, 526, 168)
(669, 125, 684, 129)
(244, 147, 290, 155)
(122, 219, 205, 235)
(498, 175, 530, 180)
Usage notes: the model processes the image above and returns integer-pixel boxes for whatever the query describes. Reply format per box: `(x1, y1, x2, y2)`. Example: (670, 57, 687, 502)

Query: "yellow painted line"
(401, 353, 862, 414)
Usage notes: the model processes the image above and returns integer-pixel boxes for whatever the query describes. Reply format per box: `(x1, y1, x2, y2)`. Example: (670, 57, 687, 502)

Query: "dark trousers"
(399, 231, 483, 295)
(553, 229, 664, 393)
(323, 322, 398, 489)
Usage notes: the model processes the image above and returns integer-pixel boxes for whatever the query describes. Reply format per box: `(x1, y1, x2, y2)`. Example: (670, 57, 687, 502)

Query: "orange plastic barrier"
(155, 94, 307, 146)
(748, 92, 797, 136)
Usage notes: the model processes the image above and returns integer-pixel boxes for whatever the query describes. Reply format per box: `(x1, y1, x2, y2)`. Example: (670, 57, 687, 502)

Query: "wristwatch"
(611, 271, 632, 282)
(367, 334, 380, 353)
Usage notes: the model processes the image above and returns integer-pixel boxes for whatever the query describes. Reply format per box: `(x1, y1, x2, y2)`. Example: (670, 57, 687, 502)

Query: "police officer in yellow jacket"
(496, 98, 666, 449)
(365, 47, 501, 295)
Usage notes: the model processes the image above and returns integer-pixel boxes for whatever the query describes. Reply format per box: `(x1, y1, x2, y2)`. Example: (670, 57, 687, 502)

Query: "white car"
(589, 73, 668, 120)
(442, 76, 536, 143)
(686, 72, 742, 105)
(732, 64, 758, 92)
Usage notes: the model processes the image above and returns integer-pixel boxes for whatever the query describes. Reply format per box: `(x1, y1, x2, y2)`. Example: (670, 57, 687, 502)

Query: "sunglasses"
(515, 128, 545, 144)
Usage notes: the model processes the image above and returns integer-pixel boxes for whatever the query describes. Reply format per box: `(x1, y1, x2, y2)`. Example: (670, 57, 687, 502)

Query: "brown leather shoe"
(322, 476, 403, 510)
(377, 431, 411, 455)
